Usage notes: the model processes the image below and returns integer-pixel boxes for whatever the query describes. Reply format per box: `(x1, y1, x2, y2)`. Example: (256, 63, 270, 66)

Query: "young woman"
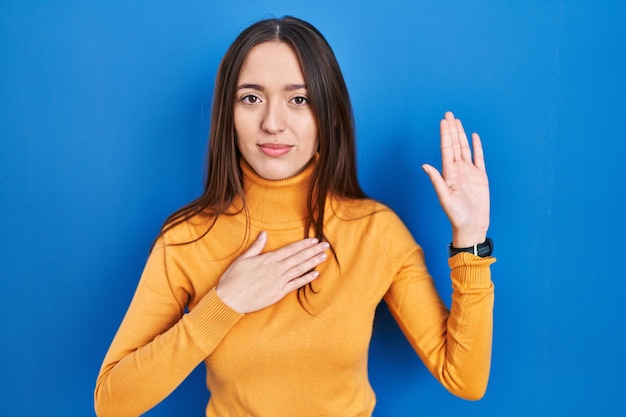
(95, 16, 495, 417)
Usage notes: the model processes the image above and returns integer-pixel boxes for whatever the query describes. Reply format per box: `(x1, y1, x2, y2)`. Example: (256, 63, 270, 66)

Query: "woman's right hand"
(215, 231, 330, 313)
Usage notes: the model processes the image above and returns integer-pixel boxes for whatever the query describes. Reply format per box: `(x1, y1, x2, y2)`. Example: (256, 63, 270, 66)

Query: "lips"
(258, 143, 293, 157)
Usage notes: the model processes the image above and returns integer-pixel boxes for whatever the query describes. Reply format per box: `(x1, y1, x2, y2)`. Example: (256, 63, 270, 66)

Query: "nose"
(261, 102, 286, 134)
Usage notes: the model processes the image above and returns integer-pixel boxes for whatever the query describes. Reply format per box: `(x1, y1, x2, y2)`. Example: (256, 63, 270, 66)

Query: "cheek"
(233, 111, 252, 146)
(310, 126, 320, 152)
(311, 134, 320, 151)
(300, 114, 319, 149)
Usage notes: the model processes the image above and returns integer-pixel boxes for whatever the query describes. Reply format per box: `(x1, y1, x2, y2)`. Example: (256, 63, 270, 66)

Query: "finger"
(283, 270, 320, 294)
(471, 132, 486, 171)
(454, 118, 472, 162)
(268, 236, 320, 261)
(240, 230, 268, 258)
(444, 111, 462, 162)
(283, 249, 328, 280)
(440, 117, 455, 167)
(280, 241, 329, 273)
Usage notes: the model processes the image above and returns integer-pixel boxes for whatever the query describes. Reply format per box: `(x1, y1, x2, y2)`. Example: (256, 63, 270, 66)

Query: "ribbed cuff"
(186, 288, 244, 349)
(448, 252, 496, 289)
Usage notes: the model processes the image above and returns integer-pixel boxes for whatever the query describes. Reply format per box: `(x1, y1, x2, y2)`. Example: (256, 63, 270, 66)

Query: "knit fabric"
(95, 159, 495, 417)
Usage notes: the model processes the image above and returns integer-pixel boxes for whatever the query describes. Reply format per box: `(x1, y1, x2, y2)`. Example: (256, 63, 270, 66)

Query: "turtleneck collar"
(237, 157, 316, 230)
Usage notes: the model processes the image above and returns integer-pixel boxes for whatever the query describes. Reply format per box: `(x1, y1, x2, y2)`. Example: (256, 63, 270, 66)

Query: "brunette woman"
(95, 16, 495, 417)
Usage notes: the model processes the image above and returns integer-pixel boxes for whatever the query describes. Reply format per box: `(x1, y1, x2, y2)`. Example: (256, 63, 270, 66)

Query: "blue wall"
(1, 1, 625, 416)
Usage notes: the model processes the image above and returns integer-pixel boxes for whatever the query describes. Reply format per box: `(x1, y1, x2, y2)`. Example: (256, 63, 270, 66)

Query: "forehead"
(237, 41, 305, 84)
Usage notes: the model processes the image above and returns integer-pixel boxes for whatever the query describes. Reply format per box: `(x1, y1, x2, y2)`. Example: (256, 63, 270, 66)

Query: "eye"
(291, 96, 309, 106)
(241, 94, 261, 105)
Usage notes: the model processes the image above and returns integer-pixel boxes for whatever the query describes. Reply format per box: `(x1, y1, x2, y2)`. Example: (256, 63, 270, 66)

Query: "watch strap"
(448, 238, 493, 258)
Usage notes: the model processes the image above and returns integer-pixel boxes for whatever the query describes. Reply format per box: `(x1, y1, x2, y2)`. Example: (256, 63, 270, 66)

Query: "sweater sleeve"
(94, 235, 244, 417)
(382, 212, 495, 401)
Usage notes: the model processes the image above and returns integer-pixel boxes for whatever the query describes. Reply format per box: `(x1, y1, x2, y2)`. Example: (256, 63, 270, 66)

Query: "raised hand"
(422, 111, 490, 248)
(215, 231, 330, 313)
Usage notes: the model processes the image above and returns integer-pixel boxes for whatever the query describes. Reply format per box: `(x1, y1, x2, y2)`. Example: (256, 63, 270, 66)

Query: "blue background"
(1, 1, 625, 416)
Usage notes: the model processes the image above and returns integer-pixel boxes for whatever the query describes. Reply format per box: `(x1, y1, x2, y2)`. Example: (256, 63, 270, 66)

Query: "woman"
(95, 15, 495, 417)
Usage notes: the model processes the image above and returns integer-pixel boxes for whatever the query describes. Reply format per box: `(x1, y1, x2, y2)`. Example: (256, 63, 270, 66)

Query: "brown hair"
(157, 16, 367, 301)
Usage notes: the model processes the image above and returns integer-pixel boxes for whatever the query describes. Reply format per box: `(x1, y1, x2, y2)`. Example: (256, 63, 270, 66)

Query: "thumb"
(422, 164, 449, 202)
(240, 231, 268, 258)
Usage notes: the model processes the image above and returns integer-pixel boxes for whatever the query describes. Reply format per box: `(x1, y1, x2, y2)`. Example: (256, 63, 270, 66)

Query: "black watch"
(448, 238, 493, 258)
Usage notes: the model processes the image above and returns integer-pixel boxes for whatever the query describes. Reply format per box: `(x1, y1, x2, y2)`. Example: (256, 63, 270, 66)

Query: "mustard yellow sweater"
(95, 159, 495, 417)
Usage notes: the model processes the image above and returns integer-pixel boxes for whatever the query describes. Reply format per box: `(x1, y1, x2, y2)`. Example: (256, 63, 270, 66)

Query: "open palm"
(422, 111, 490, 248)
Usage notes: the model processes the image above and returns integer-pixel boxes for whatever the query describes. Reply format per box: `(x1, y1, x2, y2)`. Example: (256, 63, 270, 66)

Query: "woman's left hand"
(422, 111, 490, 248)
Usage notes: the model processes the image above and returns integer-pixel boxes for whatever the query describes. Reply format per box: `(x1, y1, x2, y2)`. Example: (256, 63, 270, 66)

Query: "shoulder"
(328, 195, 380, 217)
(330, 197, 425, 274)
(329, 196, 415, 241)
(154, 212, 217, 250)
(330, 196, 404, 222)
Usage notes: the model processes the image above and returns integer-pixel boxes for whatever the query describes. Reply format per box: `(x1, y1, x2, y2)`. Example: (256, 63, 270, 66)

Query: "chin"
(245, 153, 315, 181)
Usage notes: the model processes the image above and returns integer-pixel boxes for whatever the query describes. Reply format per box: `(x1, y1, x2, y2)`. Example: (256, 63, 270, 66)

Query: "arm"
(386, 112, 494, 399)
(382, 216, 495, 400)
(94, 238, 244, 417)
(94, 230, 329, 417)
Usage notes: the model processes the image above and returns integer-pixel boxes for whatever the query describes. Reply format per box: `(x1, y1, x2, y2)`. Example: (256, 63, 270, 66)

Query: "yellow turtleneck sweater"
(94, 159, 495, 417)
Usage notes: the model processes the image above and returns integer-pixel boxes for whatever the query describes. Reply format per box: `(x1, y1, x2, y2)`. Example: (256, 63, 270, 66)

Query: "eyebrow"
(236, 83, 307, 91)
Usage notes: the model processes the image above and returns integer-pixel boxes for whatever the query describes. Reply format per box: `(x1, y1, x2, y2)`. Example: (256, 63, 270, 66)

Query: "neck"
(236, 158, 315, 230)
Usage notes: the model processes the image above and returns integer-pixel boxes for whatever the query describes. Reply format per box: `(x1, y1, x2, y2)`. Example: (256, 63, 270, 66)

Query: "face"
(234, 41, 318, 181)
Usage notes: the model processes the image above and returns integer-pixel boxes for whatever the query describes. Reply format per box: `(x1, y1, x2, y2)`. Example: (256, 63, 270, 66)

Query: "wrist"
(451, 225, 488, 248)
(215, 285, 245, 314)
(451, 235, 487, 249)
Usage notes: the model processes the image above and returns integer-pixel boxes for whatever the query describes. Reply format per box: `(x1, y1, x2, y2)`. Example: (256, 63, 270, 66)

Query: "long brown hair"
(157, 16, 367, 301)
